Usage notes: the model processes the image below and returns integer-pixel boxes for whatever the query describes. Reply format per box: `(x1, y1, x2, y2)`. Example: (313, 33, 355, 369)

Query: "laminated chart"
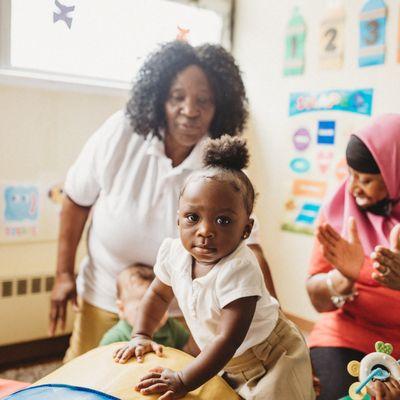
(282, 89, 374, 235)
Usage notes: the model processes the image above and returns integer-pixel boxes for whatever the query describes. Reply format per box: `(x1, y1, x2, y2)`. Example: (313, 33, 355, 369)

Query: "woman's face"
(164, 65, 215, 149)
(348, 167, 389, 208)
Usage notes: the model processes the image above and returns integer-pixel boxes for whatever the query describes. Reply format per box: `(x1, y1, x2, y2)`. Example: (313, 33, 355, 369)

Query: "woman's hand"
(317, 217, 364, 281)
(48, 272, 78, 336)
(113, 335, 163, 363)
(372, 224, 400, 290)
(135, 367, 188, 399)
(367, 378, 400, 400)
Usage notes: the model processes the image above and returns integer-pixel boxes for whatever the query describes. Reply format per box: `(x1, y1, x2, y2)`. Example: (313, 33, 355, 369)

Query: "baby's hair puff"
(181, 135, 256, 215)
(203, 135, 249, 171)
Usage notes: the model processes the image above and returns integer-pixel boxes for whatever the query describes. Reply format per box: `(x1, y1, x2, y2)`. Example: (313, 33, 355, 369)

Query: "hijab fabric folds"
(323, 114, 400, 254)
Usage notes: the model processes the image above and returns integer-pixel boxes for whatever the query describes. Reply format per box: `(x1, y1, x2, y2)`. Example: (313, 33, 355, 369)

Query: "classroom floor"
(0, 359, 62, 383)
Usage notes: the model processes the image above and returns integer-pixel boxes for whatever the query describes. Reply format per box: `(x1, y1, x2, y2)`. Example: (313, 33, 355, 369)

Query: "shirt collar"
(177, 135, 208, 172)
(145, 133, 165, 158)
(179, 239, 248, 282)
(146, 132, 209, 172)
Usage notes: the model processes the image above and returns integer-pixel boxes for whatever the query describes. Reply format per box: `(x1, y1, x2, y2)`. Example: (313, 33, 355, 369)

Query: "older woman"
(48, 41, 276, 361)
(306, 114, 400, 400)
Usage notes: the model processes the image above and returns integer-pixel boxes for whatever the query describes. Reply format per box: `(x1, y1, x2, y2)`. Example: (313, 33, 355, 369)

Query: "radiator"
(0, 274, 74, 346)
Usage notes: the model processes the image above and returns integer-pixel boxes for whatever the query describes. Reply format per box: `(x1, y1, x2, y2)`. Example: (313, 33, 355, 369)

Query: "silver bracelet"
(326, 270, 356, 308)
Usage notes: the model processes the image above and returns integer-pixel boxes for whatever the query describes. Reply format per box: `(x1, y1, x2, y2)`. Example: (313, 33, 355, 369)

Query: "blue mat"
(3, 384, 121, 399)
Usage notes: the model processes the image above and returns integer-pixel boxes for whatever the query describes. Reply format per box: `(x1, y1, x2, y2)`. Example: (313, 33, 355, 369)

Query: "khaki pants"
(224, 312, 316, 400)
(64, 299, 119, 363)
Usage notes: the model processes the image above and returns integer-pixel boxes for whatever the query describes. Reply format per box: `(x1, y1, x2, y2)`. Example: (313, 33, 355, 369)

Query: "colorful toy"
(346, 341, 400, 399)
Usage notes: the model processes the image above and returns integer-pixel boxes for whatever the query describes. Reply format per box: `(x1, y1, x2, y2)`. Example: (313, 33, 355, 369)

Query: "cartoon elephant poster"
(0, 181, 63, 243)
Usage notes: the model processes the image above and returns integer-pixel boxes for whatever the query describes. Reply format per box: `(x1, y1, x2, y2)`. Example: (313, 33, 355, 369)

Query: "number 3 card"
(359, 0, 387, 67)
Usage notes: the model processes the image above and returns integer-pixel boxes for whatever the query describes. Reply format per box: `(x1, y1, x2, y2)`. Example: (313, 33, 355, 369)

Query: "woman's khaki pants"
(64, 299, 118, 363)
(224, 312, 316, 400)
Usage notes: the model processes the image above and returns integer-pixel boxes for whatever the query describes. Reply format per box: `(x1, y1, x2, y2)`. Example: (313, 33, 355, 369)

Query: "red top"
(308, 216, 400, 359)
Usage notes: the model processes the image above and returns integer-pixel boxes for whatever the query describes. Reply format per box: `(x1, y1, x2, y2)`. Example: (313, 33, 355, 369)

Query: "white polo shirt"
(154, 238, 279, 357)
(64, 111, 260, 313)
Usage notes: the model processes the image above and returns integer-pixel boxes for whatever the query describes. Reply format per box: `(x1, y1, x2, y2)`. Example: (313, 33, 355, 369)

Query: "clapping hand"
(135, 367, 188, 399)
(113, 335, 163, 364)
(317, 217, 364, 281)
(372, 224, 400, 290)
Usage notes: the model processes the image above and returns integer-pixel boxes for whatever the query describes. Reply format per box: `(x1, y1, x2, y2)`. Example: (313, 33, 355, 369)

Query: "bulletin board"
(281, 89, 373, 235)
(280, 0, 395, 236)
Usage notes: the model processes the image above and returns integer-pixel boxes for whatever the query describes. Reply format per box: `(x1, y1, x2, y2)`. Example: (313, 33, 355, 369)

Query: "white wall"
(0, 83, 126, 344)
(233, 0, 400, 321)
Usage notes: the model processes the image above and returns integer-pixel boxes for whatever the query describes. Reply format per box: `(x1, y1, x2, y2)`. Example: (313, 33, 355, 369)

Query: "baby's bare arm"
(183, 335, 200, 357)
(114, 278, 174, 363)
(135, 277, 174, 337)
(179, 296, 258, 391)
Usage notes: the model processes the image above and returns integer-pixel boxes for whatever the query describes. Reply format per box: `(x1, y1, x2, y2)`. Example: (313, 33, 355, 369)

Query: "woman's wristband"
(326, 270, 357, 308)
(328, 269, 356, 294)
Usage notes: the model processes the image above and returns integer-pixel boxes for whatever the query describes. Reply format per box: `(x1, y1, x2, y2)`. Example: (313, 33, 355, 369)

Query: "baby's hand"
(135, 367, 188, 399)
(367, 378, 400, 400)
(113, 335, 163, 363)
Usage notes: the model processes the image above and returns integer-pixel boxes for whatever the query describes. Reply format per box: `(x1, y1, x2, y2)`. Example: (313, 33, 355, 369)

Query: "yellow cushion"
(35, 343, 239, 400)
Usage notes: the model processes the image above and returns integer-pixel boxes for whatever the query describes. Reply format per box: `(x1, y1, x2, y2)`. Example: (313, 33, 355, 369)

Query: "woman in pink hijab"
(306, 114, 400, 400)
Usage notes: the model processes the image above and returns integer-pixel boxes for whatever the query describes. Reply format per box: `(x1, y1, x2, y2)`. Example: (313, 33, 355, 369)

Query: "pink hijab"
(323, 114, 400, 254)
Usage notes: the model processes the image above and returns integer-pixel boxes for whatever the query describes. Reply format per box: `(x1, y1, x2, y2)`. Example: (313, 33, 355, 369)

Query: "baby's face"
(178, 178, 253, 266)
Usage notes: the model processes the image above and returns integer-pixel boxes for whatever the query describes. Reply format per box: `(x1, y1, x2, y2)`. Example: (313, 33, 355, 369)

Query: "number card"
(319, 3, 345, 70)
(284, 7, 306, 76)
(359, 0, 387, 67)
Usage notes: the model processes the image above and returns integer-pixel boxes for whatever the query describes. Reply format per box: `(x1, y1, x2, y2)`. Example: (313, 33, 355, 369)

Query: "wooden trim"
(0, 335, 70, 371)
(284, 311, 315, 333)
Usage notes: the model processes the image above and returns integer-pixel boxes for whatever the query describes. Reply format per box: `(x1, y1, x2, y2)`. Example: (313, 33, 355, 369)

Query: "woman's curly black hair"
(126, 40, 248, 139)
